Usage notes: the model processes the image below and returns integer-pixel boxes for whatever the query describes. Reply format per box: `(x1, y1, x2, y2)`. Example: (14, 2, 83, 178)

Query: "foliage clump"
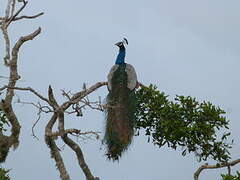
(221, 172, 240, 180)
(0, 167, 10, 180)
(0, 110, 10, 162)
(135, 85, 232, 162)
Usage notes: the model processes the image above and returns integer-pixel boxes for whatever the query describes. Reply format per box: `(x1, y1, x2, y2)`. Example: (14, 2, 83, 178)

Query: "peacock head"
(115, 38, 128, 48)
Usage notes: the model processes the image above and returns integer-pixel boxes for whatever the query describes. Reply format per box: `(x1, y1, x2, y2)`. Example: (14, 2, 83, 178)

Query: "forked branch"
(194, 159, 240, 180)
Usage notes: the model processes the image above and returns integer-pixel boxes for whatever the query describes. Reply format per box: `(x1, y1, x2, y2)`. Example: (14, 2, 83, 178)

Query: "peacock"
(104, 38, 138, 161)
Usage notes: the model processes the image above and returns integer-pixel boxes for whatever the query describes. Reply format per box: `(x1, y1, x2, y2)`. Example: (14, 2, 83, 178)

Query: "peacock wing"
(107, 64, 119, 91)
(125, 63, 138, 91)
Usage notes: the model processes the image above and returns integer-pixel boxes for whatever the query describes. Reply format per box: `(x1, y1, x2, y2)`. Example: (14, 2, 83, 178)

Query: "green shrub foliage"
(0, 167, 10, 180)
(221, 172, 240, 180)
(135, 85, 232, 162)
(0, 110, 10, 162)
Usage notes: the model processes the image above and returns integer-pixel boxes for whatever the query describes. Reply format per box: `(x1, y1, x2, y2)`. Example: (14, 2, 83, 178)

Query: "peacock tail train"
(104, 38, 138, 161)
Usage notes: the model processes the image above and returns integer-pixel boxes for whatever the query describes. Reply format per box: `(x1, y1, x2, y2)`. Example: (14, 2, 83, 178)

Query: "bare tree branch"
(80, 98, 104, 112)
(1, 99, 20, 149)
(5, 0, 12, 19)
(62, 82, 107, 110)
(1, 26, 11, 66)
(50, 129, 100, 139)
(16, 100, 52, 113)
(5, 0, 28, 28)
(13, 12, 44, 21)
(48, 85, 59, 109)
(10, 0, 16, 18)
(12, 27, 41, 57)
(45, 114, 70, 180)
(44, 82, 106, 180)
(14, 100, 52, 139)
(0, 1, 42, 162)
(1, 85, 50, 105)
(194, 159, 240, 180)
(62, 135, 100, 180)
(1, 1, 106, 178)
(31, 108, 41, 140)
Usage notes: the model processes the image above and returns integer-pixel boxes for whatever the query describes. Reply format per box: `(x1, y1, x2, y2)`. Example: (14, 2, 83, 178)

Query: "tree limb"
(10, 0, 16, 18)
(194, 159, 240, 180)
(45, 114, 70, 180)
(5, 0, 28, 28)
(62, 133, 100, 180)
(1, 86, 50, 105)
(62, 82, 107, 110)
(12, 27, 41, 58)
(0, 2, 42, 162)
(1, 26, 11, 66)
(50, 129, 100, 139)
(4, 0, 12, 19)
(13, 12, 44, 21)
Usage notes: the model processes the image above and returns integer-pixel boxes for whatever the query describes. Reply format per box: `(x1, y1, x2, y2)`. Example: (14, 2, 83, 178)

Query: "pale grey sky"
(1, 0, 240, 180)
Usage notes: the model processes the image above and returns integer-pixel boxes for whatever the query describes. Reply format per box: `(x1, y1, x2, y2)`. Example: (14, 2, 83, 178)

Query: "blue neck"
(115, 49, 126, 65)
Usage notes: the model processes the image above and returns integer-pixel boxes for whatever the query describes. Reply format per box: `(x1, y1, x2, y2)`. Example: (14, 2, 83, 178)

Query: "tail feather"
(104, 64, 136, 160)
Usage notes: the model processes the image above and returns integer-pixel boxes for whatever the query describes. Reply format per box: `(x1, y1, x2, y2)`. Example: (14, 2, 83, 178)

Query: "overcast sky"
(1, 0, 240, 180)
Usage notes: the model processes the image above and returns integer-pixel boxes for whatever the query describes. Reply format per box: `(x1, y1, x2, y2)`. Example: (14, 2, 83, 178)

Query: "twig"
(18, 101, 52, 113)
(13, 12, 44, 21)
(194, 159, 240, 180)
(81, 99, 104, 112)
(1, 85, 50, 105)
(62, 82, 107, 110)
(227, 166, 231, 175)
(32, 108, 41, 140)
(138, 82, 147, 88)
(14, 99, 52, 140)
(5, 0, 28, 28)
(5, 0, 12, 19)
(61, 89, 71, 100)
(0, 75, 10, 79)
(10, 0, 16, 18)
(50, 129, 100, 139)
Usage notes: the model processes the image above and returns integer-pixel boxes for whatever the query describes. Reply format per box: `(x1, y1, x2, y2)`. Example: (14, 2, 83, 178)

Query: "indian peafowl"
(104, 38, 138, 161)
